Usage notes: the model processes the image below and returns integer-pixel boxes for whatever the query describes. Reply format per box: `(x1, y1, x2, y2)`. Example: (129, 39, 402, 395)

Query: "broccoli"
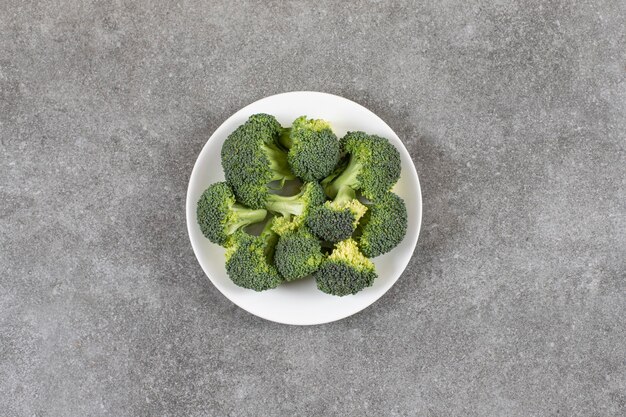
(196, 182, 268, 246)
(221, 113, 296, 208)
(306, 185, 367, 243)
(313, 238, 377, 296)
(210, 113, 405, 295)
(224, 217, 283, 291)
(357, 192, 408, 257)
(264, 182, 326, 228)
(278, 116, 340, 182)
(321, 131, 401, 200)
(264, 182, 326, 279)
(274, 226, 323, 281)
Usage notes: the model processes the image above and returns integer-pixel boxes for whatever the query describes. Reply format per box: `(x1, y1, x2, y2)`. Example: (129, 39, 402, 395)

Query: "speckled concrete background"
(1, 1, 625, 416)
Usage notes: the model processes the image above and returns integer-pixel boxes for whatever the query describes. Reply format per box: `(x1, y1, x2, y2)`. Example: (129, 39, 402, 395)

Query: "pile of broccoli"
(197, 113, 408, 296)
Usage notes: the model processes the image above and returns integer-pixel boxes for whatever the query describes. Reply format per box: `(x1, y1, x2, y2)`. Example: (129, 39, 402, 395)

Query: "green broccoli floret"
(221, 114, 296, 208)
(314, 239, 377, 296)
(225, 218, 283, 291)
(270, 215, 299, 235)
(321, 131, 401, 200)
(264, 182, 325, 228)
(357, 192, 408, 257)
(306, 185, 367, 242)
(278, 116, 340, 182)
(268, 175, 331, 280)
(274, 227, 323, 281)
(196, 182, 268, 246)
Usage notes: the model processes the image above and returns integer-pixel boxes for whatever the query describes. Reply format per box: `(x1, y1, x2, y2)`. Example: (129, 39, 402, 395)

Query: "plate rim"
(185, 91, 422, 325)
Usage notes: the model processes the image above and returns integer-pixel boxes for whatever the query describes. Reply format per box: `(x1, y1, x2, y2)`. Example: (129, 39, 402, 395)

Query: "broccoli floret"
(221, 114, 296, 208)
(314, 239, 377, 296)
(225, 218, 283, 291)
(321, 131, 401, 200)
(279, 116, 340, 182)
(274, 227, 323, 281)
(270, 199, 324, 281)
(306, 185, 367, 242)
(264, 182, 325, 228)
(196, 182, 268, 246)
(270, 214, 300, 235)
(357, 192, 408, 257)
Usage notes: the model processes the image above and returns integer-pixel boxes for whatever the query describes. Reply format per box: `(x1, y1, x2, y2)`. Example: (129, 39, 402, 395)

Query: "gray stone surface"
(1, 0, 624, 415)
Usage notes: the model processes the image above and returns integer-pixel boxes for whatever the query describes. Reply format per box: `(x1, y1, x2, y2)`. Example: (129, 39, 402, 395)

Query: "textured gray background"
(1, 0, 625, 416)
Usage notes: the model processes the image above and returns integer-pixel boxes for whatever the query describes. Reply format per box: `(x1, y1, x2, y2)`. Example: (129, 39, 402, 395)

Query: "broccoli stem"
(260, 217, 279, 258)
(324, 155, 363, 198)
(333, 185, 357, 205)
(278, 128, 293, 149)
(225, 205, 267, 235)
(262, 142, 296, 181)
(265, 194, 305, 217)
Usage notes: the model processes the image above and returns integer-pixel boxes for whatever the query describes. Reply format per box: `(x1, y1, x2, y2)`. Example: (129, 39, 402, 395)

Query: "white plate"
(186, 92, 422, 325)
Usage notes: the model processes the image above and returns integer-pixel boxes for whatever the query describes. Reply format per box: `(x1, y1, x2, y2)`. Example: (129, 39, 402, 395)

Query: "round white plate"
(186, 92, 422, 325)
